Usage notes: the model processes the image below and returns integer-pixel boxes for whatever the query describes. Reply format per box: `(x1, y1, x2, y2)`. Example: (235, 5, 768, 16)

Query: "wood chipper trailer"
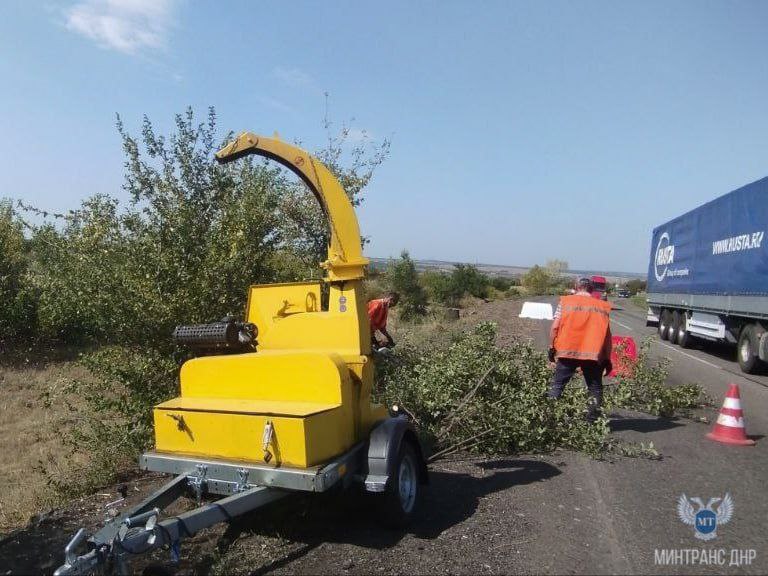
(54, 133, 428, 576)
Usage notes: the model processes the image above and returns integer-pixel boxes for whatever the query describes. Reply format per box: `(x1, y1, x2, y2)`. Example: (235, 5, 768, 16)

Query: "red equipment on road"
(706, 384, 756, 446)
(609, 335, 637, 377)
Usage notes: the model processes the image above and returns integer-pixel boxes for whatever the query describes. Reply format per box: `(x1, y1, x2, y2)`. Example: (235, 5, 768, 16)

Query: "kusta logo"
(655, 232, 675, 282)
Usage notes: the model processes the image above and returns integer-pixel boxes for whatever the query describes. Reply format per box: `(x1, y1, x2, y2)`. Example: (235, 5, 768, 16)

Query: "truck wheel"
(377, 440, 422, 528)
(677, 313, 692, 348)
(658, 310, 671, 341)
(737, 325, 765, 374)
(670, 310, 682, 344)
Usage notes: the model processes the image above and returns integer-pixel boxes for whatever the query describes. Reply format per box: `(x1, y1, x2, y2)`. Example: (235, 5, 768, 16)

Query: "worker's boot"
(585, 398, 603, 424)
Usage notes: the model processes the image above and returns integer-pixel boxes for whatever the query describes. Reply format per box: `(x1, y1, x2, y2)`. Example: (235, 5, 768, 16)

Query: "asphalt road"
(516, 297, 768, 575)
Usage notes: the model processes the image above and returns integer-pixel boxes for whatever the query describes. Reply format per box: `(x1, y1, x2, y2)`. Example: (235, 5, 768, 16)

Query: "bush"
(421, 270, 458, 307)
(490, 276, 516, 291)
(376, 322, 609, 457)
(421, 264, 491, 307)
(451, 264, 490, 300)
(521, 265, 554, 295)
(29, 110, 291, 345)
(0, 201, 36, 342)
(624, 279, 647, 295)
(386, 251, 428, 320)
(605, 338, 709, 417)
(376, 325, 707, 460)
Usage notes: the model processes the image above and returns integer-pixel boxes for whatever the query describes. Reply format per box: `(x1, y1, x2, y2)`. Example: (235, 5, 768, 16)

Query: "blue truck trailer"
(646, 176, 768, 373)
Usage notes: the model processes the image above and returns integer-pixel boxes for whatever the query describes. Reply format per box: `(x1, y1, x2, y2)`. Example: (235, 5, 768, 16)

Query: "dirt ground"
(0, 455, 556, 575)
(456, 297, 541, 345)
(0, 347, 87, 531)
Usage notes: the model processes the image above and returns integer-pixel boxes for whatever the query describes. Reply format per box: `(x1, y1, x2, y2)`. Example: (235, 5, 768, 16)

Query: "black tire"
(737, 324, 765, 374)
(670, 310, 682, 344)
(677, 313, 692, 348)
(376, 441, 422, 528)
(658, 310, 671, 341)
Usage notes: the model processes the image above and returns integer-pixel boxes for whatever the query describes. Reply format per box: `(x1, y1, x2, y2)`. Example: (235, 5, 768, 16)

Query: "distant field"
(369, 257, 645, 284)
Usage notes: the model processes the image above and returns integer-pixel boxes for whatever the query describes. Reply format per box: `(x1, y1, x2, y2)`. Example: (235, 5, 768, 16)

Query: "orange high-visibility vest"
(554, 294, 611, 361)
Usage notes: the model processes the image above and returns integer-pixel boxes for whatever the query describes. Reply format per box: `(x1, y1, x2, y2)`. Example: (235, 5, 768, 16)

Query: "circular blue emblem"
(695, 510, 717, 535)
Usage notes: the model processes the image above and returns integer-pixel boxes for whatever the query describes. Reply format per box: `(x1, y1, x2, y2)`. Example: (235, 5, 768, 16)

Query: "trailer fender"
(363, 416, 428, 493)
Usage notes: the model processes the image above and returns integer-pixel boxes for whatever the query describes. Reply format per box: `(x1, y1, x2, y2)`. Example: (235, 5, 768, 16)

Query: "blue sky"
(1, 1, 767, 273)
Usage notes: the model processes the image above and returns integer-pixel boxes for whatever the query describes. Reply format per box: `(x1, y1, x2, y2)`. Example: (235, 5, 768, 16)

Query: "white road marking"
(612, 319, 634, 331)
(656, 341, 722, 369)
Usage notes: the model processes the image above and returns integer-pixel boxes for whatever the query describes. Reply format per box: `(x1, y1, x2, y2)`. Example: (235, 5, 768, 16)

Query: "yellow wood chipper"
(54, 133, 428, 576)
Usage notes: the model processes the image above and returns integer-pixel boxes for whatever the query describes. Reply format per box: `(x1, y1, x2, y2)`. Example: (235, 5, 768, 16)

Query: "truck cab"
(591, 275, 608, 301)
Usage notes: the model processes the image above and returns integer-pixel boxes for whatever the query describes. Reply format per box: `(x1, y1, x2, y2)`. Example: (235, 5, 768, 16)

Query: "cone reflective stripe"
(706, 384, 755, 446)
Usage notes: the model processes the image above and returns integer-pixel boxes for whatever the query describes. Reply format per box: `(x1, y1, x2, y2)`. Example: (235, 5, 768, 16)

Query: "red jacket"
(367, 299, 389, 332)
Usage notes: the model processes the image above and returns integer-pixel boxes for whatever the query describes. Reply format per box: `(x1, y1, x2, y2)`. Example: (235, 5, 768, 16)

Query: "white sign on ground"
(519, 302, 553, 320)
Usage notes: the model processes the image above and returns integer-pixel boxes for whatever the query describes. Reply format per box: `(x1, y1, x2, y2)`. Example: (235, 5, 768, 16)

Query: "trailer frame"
(54, 442, 369, 576)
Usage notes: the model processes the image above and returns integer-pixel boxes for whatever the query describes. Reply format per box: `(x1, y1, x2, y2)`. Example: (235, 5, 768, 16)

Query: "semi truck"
(646, 176, 768, 373)
(591, 275, 608, 300)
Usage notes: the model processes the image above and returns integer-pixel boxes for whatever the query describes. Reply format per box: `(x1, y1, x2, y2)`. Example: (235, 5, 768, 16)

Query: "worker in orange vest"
(368, 292, 399, 350)
(547, 277, 613, 422)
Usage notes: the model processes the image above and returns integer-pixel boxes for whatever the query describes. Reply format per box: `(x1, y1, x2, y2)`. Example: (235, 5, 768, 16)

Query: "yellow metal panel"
(154, 408, 309, 466)
(155, 397, 339, 417)
(180, 351, 350, 405)
(153, 405, 354, 467)
(247, 282, 371, 356)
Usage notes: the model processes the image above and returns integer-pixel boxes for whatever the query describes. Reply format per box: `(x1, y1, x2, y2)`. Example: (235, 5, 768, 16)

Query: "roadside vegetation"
(376, 324, 709, 460)
(630, 293, 648, 310)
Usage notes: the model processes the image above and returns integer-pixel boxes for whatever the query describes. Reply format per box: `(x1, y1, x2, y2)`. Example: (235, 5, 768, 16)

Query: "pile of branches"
(375, 323, 707, 460)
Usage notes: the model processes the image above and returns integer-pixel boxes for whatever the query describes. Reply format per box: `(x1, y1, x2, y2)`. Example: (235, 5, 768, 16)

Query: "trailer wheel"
(677, 313, 692, 348)
(658, 310, 671, 341)
(670, 310, 682, 344)
(377, 440, 422, 528)
(737, 325, 765, 374)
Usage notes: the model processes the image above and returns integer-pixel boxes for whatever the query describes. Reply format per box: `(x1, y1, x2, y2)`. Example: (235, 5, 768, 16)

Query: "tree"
(421, 270, 459, 307)
(521, 265, 554, 295)
(387, 251, 428, 320)
(625, 279, 647, 295)
(545, 259, 568, 276)
(451, 264, 490, 300)
(0, 201, 35, 341)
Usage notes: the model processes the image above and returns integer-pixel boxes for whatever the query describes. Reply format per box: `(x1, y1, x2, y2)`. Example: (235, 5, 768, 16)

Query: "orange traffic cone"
(706, 384, 755, 446)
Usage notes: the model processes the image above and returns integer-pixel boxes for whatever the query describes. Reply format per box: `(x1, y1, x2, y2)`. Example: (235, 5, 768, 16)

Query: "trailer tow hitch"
(53, 473, 286, 575)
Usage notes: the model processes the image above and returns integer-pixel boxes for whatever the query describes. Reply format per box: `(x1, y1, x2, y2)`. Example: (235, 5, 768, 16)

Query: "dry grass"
(0, 349, 86, 532)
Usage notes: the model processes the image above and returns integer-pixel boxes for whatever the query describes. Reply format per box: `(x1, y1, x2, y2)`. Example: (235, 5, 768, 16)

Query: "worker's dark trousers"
(548, 359, 604, 421)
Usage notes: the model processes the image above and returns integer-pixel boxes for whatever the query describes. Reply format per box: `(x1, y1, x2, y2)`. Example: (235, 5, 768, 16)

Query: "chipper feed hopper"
(55, 133, 428, 576)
